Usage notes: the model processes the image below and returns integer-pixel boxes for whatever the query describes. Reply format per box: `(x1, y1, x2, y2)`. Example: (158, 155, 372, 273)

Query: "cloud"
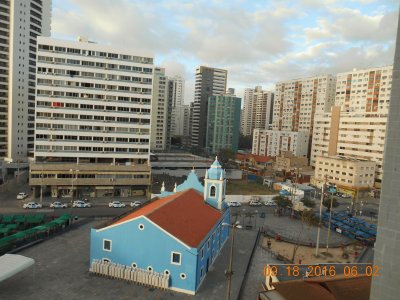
(52, 0, 398, 103)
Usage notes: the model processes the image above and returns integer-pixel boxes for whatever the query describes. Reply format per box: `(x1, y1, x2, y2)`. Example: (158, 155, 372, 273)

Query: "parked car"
(50, 201, 68, 209)
(249, 200, 262, 206)
(23, 202, 42, 209)
(341, 194, 352, 199)
(130, 201, 142, 208)
(72, 200, 91, 208)
(227, 201, 241, 207)
(264, 200, 276, 206)
(16, 192, 28, 200)
(109, 200, 126, 208)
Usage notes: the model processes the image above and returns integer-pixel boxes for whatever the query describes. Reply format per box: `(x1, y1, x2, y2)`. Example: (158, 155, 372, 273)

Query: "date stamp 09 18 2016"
(264, 264, 382, 279)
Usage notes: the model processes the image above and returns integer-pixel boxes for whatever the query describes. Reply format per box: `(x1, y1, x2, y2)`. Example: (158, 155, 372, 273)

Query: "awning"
(0, 254, 35, 282)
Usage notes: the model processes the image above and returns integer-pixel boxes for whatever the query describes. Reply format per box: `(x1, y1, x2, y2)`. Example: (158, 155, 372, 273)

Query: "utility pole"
(326, 184, 337, 253)
(315, 175, 327, 257)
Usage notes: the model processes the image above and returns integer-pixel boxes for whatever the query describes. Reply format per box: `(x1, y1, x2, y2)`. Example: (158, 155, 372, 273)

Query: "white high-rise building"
(150, 67, 169, 151)
(171, 105, 190, 137)
(311, 65, 393, 186)
(252, 129, 309, 157)
(191, 66, 227, 148)
(0, 0, 52, 167)
(272, 75, 336, 137)
(168, 75, 184, 108)
(241, 86, 274, 136)
(30, 36, 153, 198)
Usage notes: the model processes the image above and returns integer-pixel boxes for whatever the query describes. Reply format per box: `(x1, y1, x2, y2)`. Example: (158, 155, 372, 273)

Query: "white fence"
(226, 194, 278, 203)
(90, 260, 169, 289)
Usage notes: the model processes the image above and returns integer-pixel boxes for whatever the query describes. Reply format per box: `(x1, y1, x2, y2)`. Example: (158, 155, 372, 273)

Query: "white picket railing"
(90, 259, 170, 289)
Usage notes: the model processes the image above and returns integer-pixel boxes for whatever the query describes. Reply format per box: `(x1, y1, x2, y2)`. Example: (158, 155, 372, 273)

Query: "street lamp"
(70, 169, 79, 203)
(315, 174, 328, 257)
(254, 210, 258, 228)
(222, 221, 242, 300)
(326, 184, 337, 253)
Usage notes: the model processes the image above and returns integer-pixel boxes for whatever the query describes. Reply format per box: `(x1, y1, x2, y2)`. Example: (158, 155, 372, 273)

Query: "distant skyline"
(52, 0, 398, 102)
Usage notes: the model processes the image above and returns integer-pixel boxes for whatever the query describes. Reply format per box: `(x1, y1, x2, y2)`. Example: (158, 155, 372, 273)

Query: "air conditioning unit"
(49, 149, 54, 152)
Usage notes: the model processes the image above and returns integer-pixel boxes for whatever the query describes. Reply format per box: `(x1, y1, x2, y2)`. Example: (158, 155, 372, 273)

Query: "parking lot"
(0, 219, 260, 300)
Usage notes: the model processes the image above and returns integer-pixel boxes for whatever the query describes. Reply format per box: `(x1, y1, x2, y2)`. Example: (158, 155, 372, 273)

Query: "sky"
(52, 0, 398, 103)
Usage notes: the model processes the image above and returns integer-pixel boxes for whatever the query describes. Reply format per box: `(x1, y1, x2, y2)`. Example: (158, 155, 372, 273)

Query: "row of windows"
(36, 90, 151, 104)
(37, 68, 152, 84)
(37, 78, 152, 94)
(36, 112, 150, 124)
(37, 55, 153, 72)
(38, 44, 153, 64)
(36, 101, 150, 114)
(36, 134, 148, 144)
(35, 145, 149, 153)
(31, 173, 149, 179)
(36, 123, 149, 135)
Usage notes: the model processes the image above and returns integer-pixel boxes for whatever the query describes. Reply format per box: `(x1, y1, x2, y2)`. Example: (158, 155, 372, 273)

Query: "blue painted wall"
(195, 209, 231, 288)
(90, 216, 198, 293)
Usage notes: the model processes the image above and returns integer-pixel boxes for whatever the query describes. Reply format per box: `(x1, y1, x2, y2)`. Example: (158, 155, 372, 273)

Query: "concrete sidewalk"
(0, 220, 259, 300)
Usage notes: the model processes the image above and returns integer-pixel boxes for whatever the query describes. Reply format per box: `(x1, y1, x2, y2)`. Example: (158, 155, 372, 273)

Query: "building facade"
(311, 107, 388, 185)
(272, 75, 336, 156)
(252, 129, 309, 157)
(171, 105, 190, 137)
(168, 75, 184, 108)
(150, 67, 169, 151)
(274, 151, 309, 171)
(30, 36, 153, 198)
(312, 156, 376, 195)
(241, 86, 274, 136)
(206, 94, 241, 154)
(0, 0, 51, 168)
(371, 14, 400, 300)
(90, 158, 230, 295)
(191, 66, 227, 149)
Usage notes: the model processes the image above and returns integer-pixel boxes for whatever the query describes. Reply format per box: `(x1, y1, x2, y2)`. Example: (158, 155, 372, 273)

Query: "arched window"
(210, 186, 216, 197)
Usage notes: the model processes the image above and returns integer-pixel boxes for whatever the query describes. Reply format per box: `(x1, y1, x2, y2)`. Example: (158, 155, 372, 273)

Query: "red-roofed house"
(89, 158, 230, 295)
(235, 153, 275, 175)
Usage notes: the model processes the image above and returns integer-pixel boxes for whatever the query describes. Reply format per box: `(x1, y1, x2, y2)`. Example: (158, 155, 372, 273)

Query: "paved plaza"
(0, 219, 259, 300)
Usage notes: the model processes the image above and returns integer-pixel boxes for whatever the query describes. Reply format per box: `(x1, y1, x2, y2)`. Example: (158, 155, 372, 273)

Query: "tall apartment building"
(311, 65, 393, 186)
(168, 75, 184, 108)
(252, 129, 309, 157)
(150, 67, 169, 151)
(272, 75, 336, 155)
(30, 36, 153, 198)
(191, 66, 227, 149)
(0, 0, 51, 168)
(241, 86, 274, 136)
(206, 94, 241, 154)
(171, 105, 190, 137)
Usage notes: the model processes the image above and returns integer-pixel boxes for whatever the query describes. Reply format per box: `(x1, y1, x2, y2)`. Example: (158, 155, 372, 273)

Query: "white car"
(130, 201, 142, 208)
(109, 201, 126, 208)
(264, 200, 276, 206)
(72, 200, 91, 208)
(50, 201, 68, 209)
(341, 194, 352, 199)
(17, 192, 28, 200)
(249, 200, 263, 206)
(23, 202, 42, 209)
(227, 201, 241, 207)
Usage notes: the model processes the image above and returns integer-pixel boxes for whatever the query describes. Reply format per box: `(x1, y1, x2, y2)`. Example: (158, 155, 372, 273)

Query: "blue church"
(90, 158, 230, 295)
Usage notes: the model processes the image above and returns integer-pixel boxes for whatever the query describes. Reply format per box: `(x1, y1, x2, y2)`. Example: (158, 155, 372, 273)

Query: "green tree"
(217, 148, 235, 169)
(323, 197, 339, 211)
(273, 195, 292, 209)
(301, 198, 316, 208)
(238, 134, 252, 150)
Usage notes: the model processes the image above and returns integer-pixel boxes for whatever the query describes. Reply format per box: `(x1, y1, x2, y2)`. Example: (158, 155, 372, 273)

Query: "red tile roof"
(111, 189, 223, 248)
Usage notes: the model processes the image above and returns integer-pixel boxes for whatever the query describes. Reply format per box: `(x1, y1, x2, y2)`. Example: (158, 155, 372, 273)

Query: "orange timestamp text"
(264, 264, 382, 278)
